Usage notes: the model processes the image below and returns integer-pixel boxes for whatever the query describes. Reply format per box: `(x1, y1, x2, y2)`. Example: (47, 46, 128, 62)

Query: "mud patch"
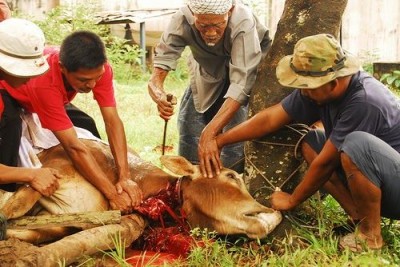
(0, 238, 40, 267)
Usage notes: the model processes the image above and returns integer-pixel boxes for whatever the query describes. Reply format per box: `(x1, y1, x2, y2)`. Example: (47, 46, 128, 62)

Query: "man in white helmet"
(148, 0, 271, 177)
(0, 18, 60, 196)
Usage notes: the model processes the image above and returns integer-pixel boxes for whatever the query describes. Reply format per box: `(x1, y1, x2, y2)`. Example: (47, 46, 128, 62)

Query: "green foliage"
(187, 228, 236, 267)
(103, 36, 146, 82)
(32, 2, 108, 45)
(99, 231, 130, 267)
(358, 49, 380, 75)
(165, 47, 190, 83)
(380, 70, 400, 92)
(18, 2, 146, 82)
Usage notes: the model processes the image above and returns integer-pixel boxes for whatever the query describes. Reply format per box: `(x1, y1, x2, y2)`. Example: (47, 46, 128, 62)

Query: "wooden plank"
(7, 210, 121, 230)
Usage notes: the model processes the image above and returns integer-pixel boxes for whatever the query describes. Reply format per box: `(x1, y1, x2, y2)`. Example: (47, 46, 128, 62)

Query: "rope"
(242, 123, 312, 191)
(245, 152, 277, 191)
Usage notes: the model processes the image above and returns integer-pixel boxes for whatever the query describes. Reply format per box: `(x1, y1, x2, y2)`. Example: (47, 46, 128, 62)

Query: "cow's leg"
(6, 227, 77, 244)
(16, 214, 146, 267)
(0, 186, 41, 219)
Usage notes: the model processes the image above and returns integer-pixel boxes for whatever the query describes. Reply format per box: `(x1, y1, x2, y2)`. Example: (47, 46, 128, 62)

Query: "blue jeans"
(177, 87, 247, 173)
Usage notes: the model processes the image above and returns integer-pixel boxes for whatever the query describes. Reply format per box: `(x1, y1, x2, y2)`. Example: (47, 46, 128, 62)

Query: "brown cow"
(0, 139, 282, 244)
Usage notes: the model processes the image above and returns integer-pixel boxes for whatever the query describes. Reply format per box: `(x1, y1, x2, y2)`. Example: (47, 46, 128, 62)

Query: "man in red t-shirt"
(1, 31, 142, 213)
(0, 18, 60, 195)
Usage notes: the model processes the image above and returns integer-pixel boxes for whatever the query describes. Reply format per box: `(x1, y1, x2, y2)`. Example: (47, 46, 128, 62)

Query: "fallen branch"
(7, 210, 121, 230)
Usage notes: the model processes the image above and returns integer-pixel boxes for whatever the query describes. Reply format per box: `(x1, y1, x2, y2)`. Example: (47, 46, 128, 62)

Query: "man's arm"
(199, 103, 292, 177)
(0, 164, 61, 196)
(100, 106, 142, 206)
(148, 67, 175, 121)
(53, 127, 133, 213)
(198, 98, 240, 177)
(270, 139, 340, 210)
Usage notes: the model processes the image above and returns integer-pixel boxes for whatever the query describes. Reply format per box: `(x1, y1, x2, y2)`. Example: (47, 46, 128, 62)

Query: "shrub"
(380, 70, 400, 92)
(17, 1, 145, 83)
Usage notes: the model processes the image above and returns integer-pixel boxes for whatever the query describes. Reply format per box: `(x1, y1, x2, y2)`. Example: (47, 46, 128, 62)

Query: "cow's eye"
(226, 173, 236, 180)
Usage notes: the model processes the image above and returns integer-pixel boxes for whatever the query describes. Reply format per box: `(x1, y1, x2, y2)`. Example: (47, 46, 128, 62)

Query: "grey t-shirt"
(153, 1, 271, 112)
(281, 71, 400, 152)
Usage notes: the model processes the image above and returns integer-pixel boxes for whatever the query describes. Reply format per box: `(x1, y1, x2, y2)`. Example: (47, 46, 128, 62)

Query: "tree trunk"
(246, 0, 348, 204)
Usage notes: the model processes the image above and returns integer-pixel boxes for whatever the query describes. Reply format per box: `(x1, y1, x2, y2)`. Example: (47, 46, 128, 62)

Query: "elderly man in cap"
(203, 33, 400, 251)
(0, 18, 61, 196)
(148, 0, 271, 177)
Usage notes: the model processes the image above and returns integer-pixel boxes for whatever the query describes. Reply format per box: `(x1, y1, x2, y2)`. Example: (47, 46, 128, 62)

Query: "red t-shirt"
(0, 50, 116, 131)
(0, 90, 4, 119)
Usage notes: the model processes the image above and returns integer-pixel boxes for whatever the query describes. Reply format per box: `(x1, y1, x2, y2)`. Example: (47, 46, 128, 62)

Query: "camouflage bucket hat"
(276, 34, 360, 89)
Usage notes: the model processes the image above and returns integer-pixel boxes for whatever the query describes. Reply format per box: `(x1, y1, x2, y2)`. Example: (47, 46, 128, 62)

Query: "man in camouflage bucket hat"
(201, 33, 400, 252)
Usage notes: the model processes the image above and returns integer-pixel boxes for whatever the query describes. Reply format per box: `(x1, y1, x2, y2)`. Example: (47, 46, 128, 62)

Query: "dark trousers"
(0, 90, 22, 192)
(65, 103, 101, 139)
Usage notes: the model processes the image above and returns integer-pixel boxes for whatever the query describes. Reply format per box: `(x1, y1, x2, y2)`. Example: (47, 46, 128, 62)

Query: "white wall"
(11, 0, 400, 61)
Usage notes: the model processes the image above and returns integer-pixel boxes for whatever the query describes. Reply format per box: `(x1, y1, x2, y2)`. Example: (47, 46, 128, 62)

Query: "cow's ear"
(160, 155, 196, 176)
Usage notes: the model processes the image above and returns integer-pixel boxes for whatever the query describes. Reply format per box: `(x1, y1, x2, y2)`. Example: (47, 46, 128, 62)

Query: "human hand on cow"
(108, 190, 136, 214)
(270, 191, 296, 211)
(115, 179, 143, 207)
(29, 168, 61, 197)
(198, 127, 222, 178)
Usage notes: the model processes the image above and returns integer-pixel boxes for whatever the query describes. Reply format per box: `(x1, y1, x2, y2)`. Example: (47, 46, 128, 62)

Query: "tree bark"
(7, 210, 121, 230)
(246, 0, 348, 204)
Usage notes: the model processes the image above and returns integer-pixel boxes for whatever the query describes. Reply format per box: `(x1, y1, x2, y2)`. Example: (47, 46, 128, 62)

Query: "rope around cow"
(228, 123, 312, 192)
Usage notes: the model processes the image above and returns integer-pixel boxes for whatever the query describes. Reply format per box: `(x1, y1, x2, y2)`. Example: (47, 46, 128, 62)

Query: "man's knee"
(340, 152, 356, 181)
(301, 141, 317, 164)
(301, 129, 326, 164)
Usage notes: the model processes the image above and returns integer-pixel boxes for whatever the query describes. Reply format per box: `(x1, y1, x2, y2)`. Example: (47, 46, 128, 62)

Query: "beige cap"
(0, 18, 49, 77)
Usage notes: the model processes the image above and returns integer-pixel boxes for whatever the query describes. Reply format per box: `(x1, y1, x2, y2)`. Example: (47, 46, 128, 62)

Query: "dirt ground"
(0, 238, 122, 267)
(0, 238, 41, 267)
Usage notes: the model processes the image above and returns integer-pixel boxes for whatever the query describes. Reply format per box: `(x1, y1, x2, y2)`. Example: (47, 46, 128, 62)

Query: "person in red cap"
(0, 18, 60, 196)
(202, 34, 400, 251)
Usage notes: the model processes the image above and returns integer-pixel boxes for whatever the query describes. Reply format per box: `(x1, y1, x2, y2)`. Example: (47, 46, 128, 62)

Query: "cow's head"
(160, 155, 282, 239)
